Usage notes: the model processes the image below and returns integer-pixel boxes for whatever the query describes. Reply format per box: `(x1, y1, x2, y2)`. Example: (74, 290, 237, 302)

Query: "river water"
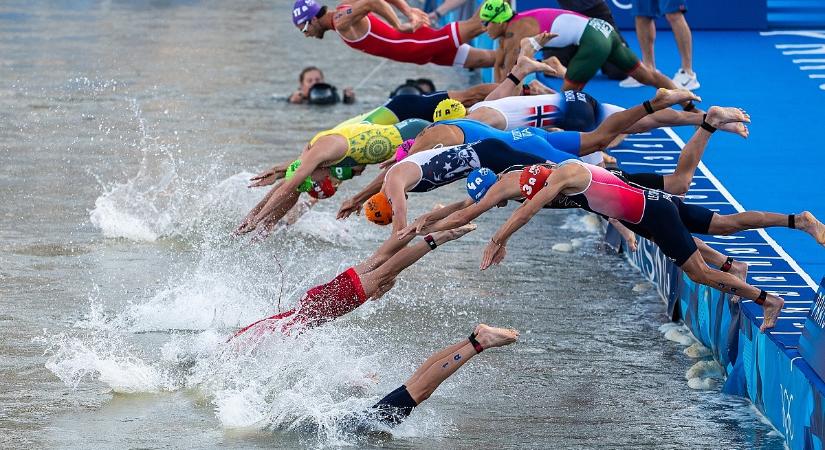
(0, 1, 785, 448)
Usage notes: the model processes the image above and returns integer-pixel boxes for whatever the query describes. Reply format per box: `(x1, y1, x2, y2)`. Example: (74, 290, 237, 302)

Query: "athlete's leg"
(693, 237, 749, 301)
(628, 64, 683, 92)
(463, 48, 497, 69)
(680, 250, 784, 331)
(634, 16, 657, 69)
(625, 108, 749, 138)
(353, 230, 420, 275)
(404, 324, 519, 403)
(447, 83, 498, 108)
(578, 88, 699, 154)
(359, 225, 476, 297)
(483, 35, 559, 102)
(708, 211, 825, 245)
(370, 324, 518, 425)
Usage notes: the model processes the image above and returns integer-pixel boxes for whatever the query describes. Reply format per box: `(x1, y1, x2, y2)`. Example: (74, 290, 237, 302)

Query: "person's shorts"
(370, 385, 417, 425)
(632, 193, 709, 266)
(566, 19, 640, 86)
(634, 0, 687, 17)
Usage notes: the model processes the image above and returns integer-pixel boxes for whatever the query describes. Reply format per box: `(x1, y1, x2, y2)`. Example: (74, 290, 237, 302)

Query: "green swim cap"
(479, 0, 513, 23)
(284, 159, 313, 192)
(330, 166, 354, 181)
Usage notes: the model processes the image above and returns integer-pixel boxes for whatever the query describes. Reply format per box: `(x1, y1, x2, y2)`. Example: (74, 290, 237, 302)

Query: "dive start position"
(344, 88, 701, 235)
(470, 106, 825, 331)
(293, 0, 495, 68)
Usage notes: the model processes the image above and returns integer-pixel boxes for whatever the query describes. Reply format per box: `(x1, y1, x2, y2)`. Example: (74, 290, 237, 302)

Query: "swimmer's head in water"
(330, 166, 354, 181)
(308, 176, 336, 199)
(519, 164, 552, 200)
(480, 0, 513, 25)
(284, 159, 314, 192)
(466, 168, 498, 202)
(365, 192, 393, 225)
(394, 139, 416, 162)
(433, 99, 466, 122)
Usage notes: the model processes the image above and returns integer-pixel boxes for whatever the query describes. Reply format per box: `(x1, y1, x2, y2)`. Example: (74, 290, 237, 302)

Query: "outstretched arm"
(384, 0, 429, 27)
(398, 198, 474, 238)
(337, 167, 389, 219)
(480, 169, 574, 269)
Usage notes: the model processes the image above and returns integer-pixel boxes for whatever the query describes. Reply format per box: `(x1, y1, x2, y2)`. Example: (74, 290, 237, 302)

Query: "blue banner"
(800, 278, 825, 382)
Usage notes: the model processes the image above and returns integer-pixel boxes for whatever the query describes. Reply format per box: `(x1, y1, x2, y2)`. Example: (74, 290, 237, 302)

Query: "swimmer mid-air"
(474, 111, 825, 331)
(480, 0, 697, 109)
(232, 222, 477, 340)
(340, 88, 700, 234)
(293, 0, 496, 68)
(234, 118, 429, 237)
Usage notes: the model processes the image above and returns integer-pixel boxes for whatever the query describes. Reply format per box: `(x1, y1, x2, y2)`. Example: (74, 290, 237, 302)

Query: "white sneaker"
(672, 69, 700, 90)
(619, 76, 643, 88)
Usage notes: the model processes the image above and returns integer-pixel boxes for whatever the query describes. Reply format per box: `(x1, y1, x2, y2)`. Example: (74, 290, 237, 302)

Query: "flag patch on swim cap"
(479, 0, 513, 23)
(433, 99, 466, 122)
(466, 168, 497, 202)
(519, 165, 552, 200)
(308, 176, 336, 199)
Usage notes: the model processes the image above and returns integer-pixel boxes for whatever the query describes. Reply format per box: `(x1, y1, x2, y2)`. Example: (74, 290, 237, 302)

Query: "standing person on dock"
(480, 0, 695, 108)
(622, 0, 699, 90)
(292, 0, 496, 68)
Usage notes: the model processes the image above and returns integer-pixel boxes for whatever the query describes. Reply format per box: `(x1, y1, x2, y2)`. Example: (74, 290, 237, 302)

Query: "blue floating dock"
(606, 127, 825, 450)
(432, 0, 825, 445)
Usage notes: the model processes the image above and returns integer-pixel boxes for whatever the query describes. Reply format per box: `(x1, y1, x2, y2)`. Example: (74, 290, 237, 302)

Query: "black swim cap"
(308, 83, 340, 105)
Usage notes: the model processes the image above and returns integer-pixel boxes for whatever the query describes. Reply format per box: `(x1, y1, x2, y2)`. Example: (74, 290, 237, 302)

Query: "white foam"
(686, 360, 724, 380)
(684, 342, 712, 359)
(41, 332, 168, 394)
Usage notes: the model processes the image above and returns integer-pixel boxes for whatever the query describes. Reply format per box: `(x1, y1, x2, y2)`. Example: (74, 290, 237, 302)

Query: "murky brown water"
(0, 1, 784, 448)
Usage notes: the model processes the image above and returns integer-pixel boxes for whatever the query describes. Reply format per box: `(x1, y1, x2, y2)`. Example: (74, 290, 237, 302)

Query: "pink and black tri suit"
(557, 160, 714, 265)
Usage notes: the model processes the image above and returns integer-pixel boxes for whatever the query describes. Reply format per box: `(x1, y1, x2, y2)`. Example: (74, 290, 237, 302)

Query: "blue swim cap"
(466, 168, 497, 202)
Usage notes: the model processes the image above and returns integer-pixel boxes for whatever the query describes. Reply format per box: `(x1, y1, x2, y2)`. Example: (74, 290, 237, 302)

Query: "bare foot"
(796, 211, 825, 245)
(431, 223, 477, 245)
(760, 295, 784, 332)
(527, 80, 555, 95)
(540, 56, 566, 79)
(474, 323, 519, 349)
(650, 88, 701, 110)
(717, 121, 749, 139)
(706, 106, 750, 127)
(729, 260, 749, 302)
(512, 55, 558, 80)
(519, 32, 556, 57)
(431, 203, 445, 211)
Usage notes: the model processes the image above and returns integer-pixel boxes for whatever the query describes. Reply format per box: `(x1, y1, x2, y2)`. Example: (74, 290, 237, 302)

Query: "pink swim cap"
(395, 139, 416, 162)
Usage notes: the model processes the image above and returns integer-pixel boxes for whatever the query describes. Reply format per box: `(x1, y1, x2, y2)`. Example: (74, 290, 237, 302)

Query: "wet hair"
(299, 66, 323, 84)
(414, 78, 436, 93)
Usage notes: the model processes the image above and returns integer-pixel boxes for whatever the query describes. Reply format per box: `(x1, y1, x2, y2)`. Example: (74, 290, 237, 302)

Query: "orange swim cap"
(364, 192, 393, 225)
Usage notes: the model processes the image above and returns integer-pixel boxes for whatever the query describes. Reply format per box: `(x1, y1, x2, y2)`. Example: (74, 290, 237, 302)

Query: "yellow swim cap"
(433, 99, 466, 122)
